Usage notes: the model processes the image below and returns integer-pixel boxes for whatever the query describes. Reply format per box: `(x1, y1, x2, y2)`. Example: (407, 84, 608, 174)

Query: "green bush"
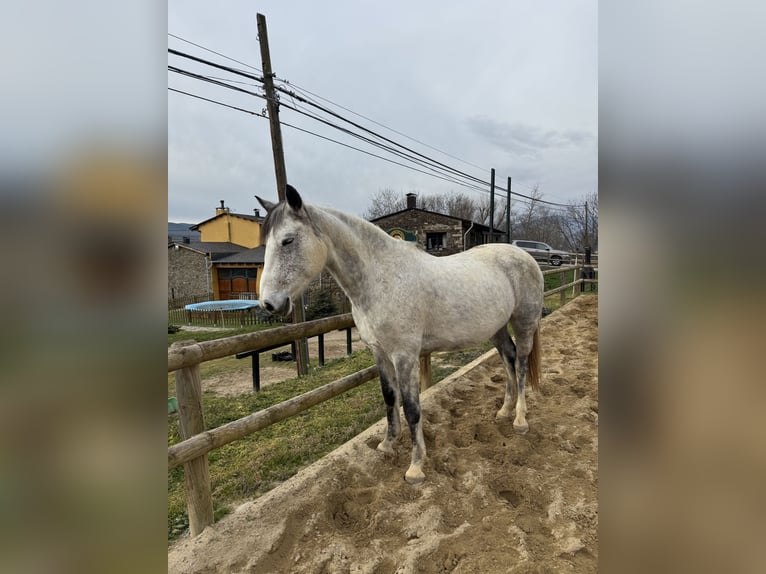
(305, 289, 338, 321)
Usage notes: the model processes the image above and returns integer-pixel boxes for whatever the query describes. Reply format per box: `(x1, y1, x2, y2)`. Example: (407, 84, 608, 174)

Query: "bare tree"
(363, 188, 407, 219)
(512, 185, 547, 239)
(443, 192, 475, 221)
(554, 192, 598, 252)
(365, 189, 480, 221)
(473, 194, 507, 228)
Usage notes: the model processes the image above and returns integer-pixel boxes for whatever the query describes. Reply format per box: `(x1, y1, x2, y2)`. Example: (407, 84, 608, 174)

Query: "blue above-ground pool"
(185, 300, 260, 311)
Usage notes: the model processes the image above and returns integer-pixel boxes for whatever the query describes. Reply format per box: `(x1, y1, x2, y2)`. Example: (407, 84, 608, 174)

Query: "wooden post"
(257, 12, 310, 376)
(318, 333, 325, 366)
(171, 340, 214, 537)
(252, 352, 260, 391)
(559, 271, 567, 307)
(489, 168, 495, 242)
(572, 266, 579, 299)
(419, 354, 432, 392)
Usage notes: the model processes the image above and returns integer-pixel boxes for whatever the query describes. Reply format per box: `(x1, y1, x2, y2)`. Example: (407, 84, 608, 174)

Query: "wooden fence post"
(419, 354, 432, 392)
(171, 340, 214, 537)
(559, 270, 567, 307)
(573, 266, 580, 298)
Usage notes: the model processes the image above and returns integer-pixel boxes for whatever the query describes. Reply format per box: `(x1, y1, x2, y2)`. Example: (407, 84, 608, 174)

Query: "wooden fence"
(168, 292, 278, 328)
(168, 263, 598, 536)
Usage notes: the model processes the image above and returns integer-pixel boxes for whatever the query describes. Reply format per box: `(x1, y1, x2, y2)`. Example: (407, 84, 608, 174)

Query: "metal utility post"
(506, 176, 512, 243)
(489, 168, 495, 243)
(257, 12, 309, 376)
(584, 201, 589, 249)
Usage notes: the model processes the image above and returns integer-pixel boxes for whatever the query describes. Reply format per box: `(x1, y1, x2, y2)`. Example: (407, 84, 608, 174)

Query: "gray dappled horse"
(256, 186, 543, 484)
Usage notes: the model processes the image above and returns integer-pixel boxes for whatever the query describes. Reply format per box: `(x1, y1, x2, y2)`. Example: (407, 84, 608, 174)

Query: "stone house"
(369, 193, 503, 256)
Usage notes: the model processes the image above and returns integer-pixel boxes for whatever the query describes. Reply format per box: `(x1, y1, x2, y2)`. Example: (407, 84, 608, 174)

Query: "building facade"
(369, 193, 503, 256)
(168, 200, 266, 302)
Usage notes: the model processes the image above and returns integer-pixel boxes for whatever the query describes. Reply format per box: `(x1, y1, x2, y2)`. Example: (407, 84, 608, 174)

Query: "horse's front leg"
(375, 353, 400, 455)
(395, 355, 426, 484)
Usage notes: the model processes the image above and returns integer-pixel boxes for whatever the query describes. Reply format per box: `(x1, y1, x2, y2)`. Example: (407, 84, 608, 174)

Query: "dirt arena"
(169, 294, 598, 573)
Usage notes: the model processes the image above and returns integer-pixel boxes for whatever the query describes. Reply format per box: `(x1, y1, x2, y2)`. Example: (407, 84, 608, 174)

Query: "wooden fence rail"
(168, 313, 354, 372)
(169, 365, 380, 471)
(168, 263, 598, 537)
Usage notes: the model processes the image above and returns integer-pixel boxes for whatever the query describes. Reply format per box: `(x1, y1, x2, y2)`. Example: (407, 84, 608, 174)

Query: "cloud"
(466, 116, 595, 159)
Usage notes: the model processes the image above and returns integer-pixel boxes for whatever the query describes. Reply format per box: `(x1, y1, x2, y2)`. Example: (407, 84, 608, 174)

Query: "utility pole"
(489, 168, 495, 243)
(257, 13, 309, 376)
(584, 201, 589, 249)
(506, 176, 512, 243)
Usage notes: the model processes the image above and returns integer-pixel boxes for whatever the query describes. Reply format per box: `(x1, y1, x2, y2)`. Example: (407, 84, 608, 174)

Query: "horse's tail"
(528, 326, 541, 392)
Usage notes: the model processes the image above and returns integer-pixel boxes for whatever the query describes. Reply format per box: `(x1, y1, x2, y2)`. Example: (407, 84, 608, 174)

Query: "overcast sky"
(168, 1, 597, 223)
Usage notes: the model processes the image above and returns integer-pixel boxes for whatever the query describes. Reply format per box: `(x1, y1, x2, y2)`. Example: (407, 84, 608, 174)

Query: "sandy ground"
(169, 295, 598, 573)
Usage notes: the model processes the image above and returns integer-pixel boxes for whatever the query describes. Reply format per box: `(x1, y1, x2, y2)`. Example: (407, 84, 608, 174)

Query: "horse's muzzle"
(261, 296, 291, 317)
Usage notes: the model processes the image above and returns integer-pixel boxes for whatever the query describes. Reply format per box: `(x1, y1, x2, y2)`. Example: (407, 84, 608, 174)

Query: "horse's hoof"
(513, 421, 529, 434)
(404, 464, 425, 485)
(495, 407, 513, 421)
(376, 441, 394, 455)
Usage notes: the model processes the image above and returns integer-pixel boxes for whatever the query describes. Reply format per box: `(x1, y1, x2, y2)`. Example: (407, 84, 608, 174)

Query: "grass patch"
(168, 348, 380, 543)
(430, 343, 493, 384)
(543, 268, 598, 313)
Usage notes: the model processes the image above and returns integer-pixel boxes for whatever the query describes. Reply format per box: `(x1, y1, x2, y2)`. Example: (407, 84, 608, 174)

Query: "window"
(426, 232, 446, 251)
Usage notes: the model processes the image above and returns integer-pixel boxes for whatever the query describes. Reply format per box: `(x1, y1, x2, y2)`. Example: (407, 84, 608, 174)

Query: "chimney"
(406, 193, 417, 210)
(216, 200, 229, 216)
(254, 208, 260, 217)
(183, 236, 191, 244)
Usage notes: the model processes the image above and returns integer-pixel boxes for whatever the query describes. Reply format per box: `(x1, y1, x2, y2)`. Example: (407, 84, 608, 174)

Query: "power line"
(169, 33, 491, 174)
(169, 33, 263, 75)
(168, 87, 266, 118)
(168, 86, 494, 196)
(168, 46, 584, 208)
(168, 48, 490, 187)
(168, 85, 571, 212)
(168, 64, 495, 194)
(278, 81, 491, 174)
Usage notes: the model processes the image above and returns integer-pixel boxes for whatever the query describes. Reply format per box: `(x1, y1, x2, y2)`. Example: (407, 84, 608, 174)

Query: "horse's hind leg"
(491, 326, 518, 421)
(507, 322, 538, 434)
(374, 351, 400, 455)
(394, 353, 426, 485)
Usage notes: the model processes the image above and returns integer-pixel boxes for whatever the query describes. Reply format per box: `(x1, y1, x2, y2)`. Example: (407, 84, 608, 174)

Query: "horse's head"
(256, 185, 328, 316)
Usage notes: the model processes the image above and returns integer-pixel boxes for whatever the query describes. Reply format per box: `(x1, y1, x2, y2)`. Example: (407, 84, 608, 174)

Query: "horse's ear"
(255, 195, 277, 213)
(285, 184, 303, 211)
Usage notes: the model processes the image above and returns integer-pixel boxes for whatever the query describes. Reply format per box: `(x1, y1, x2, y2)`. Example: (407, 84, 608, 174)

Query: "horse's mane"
(261, 196, 422, 257)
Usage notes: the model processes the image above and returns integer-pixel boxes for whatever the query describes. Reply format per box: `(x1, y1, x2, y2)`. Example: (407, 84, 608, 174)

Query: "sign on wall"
(387, 228, 416, 241)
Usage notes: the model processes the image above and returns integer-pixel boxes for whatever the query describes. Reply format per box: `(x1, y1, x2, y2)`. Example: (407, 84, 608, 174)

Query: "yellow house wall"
(198, 215, 261, 248)
(229, 218, 261, 248)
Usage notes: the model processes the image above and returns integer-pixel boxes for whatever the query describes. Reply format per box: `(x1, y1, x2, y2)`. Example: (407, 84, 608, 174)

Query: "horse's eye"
(281, 237, 294, 246)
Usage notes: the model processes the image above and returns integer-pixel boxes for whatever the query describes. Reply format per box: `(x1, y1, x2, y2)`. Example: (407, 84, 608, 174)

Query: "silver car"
(511, 240, 570, 266)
